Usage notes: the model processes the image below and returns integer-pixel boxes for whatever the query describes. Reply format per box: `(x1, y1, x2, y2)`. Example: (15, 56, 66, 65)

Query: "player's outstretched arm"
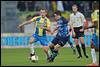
(17, 19, 32, 29)
(68, 22, 74, 31)
(45, 26, 51, 32)
(45, 19, 52, 33)
(68, 22, 76, 37)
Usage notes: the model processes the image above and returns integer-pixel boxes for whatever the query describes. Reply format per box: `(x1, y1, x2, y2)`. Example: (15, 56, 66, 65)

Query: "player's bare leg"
(86, 39, 98, 66)
(91, 39, 97, 64)
(29, 36, 36, 59)
(42, 46, 50, 60)
(29, 36, 38, 63)
(74, 38, 82, 58)
(49, 43, 55, 53)
(80, 37, 88, 58)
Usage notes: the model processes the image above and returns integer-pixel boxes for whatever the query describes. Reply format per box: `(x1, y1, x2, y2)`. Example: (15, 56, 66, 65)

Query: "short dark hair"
(92, 1, 99, 10)
(40, 8, 47, 12)
(54, 11, 61, 16)
(72, 4, 78, 8)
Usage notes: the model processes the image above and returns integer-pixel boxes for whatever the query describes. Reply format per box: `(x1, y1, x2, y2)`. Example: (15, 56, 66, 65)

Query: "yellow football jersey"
(31, 16, 50, 36)
(91, 9, 99, 36)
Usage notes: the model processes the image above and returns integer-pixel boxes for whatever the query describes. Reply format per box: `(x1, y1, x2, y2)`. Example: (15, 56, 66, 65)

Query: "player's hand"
(17, 24, 22, 29)
(17, 24, 24, 32)
(80, 29, 84, 32)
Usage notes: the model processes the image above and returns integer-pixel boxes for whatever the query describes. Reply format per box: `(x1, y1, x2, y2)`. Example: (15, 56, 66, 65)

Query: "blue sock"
(50, 47, 54, 54)
(52, 50, 58, 60)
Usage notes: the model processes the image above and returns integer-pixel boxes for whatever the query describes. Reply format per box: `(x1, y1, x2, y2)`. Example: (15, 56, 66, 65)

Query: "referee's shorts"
(73, 26, 84, 39)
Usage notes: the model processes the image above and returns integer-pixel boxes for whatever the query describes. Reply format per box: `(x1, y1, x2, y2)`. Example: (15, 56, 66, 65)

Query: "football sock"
(47, 50, 51, 58)
(50, 46, 54, 54)
(91, 48, 97, 63)
(30, 43, 35, 55)
(52, 49, 58, 60)
(76, 45, 82, 57)
(81, 44, 87, 56)
(69, 42, 75, 50)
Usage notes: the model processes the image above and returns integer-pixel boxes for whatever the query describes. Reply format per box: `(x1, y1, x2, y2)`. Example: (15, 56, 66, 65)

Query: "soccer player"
(89, 1, 99, 64)
(69, 4, 88, 58)
(48, 11, 70, 62)
(17, 8, 51, 61)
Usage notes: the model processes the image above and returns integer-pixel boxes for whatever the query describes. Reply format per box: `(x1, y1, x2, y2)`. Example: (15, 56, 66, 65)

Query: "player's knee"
(29, 41, 33, 44)
(29, 38, 34, 44)
(44, 48, 48, 52)
(80, 40, 84, 44)
(91, 40, 95, 48)
(80, 37, 84, 44)
(75, 41, 79, 46)
(55, 44, 61, 51)
(75, 40, 78, 45)
(42, 46, 48, 52)
(91, 44, 95, 48)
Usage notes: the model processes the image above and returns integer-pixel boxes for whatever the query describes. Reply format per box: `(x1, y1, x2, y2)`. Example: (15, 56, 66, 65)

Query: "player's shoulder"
(61, 17, 68, 24)
(45, 16, 50, 20)
(70, 13, 74, 17)
(77, 12, 84, 16)
(32, 16, 40, 20)
(91, 10, 99, 16)
(45, 17, 50, 25)
(94, 10, 99, 15)
(34, 16, 41, 21)
(36, 16, 41, 19)
(61, 17, 68, 21)
(45, 17, 50, 21)
(95, 9, 99, 13)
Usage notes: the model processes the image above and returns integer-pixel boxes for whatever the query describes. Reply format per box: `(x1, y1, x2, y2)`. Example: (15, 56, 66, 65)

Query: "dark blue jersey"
(56, 17, 69, 37)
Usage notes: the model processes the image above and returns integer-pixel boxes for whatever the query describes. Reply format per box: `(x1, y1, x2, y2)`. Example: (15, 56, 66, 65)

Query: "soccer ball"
(30, 55, 38, 63)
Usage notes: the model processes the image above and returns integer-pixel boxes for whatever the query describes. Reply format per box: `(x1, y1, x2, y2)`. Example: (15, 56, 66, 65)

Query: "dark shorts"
(51, 35, 69, 47)
(73, 26, 84, 39)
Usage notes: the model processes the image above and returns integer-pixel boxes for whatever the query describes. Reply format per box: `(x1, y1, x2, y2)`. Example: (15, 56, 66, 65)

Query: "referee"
(69, 4, 88, 58)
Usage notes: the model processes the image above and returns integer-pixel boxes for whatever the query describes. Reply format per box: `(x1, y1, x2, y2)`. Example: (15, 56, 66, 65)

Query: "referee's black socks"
(81, 44, 88, 58)
(76, 45, 82, 57)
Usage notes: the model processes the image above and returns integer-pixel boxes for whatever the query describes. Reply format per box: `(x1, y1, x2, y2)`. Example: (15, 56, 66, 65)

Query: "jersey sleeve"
(81, 13, 86, 23)
(91, 11, 98, 22)
(46, 19, 51, 27)
(62, 17, 68, 24)
(69, 14, 73, 24)
(31, 16, 38, 22)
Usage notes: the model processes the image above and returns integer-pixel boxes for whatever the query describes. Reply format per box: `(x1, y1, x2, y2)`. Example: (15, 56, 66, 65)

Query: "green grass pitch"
(1, 47, 99, 66)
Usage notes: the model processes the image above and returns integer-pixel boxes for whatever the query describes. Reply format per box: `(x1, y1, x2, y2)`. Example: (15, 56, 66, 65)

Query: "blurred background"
(1, 1, 99, 48)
